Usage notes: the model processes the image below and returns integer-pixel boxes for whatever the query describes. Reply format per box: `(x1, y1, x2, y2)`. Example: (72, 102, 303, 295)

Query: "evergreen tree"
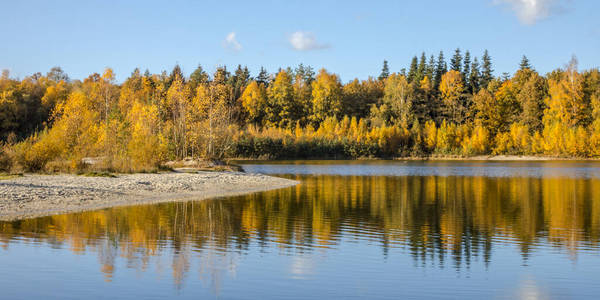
(407, 56, 418, 83)
(293, 64, 314, 122)
(517, 71, 546, 132)
(434, 51, 447, 91)
(213, 66, 230, 85)
(256, 67, 270, 87)
(189, 65, 208, 90)
(480, 50, 493, 89)
(450, 48, 462, 73)
(462, 51, 471, 84)
(295, 63, 315, 85)
(378, 60, 390, 81)
(229, 65, 250, 101)
(520, 55, 532, 70)
(167, 64, 185, 88)
(426, 55, 436, 80)
(416, 52, 427, 82)
(306, 65, 316, 84)
(295, 63, 306, 80)
(469, 57, 481, 93)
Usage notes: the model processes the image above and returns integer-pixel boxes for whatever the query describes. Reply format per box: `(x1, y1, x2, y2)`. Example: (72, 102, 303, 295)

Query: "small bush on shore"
(0, 144, 13, 172)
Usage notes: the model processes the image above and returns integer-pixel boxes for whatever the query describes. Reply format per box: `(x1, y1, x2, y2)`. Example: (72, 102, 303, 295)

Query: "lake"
(1, 160, 600, 299)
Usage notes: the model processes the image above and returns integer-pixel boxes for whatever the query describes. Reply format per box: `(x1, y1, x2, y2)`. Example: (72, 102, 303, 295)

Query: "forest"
(1, 49, 600, 172)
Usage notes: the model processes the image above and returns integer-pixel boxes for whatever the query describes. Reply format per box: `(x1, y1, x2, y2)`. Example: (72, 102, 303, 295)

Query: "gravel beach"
(0, 172, 298, 221)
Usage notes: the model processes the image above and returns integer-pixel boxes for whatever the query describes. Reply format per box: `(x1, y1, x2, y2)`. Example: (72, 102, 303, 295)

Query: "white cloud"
(223, 32, 242, 52)
(494, 0, 569, 25)
(288, 31, 330, 51)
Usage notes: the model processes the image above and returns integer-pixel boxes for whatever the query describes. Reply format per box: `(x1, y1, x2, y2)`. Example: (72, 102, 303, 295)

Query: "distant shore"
(394, 155, 598, 161)
(0, 171, 298, 221)
(232, 155, 599, 162)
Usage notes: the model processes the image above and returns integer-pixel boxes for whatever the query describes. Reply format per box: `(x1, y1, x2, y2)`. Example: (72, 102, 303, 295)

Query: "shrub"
(0, 143, 14, 172)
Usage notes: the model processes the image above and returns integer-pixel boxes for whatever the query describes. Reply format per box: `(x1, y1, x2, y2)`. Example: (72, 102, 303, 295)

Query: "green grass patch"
(0, 173, 23, 180)
(79, 171, 117, 178)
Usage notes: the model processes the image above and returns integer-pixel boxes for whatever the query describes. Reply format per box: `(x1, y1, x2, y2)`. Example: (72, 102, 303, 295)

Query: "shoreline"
(232, 155, 599, 162)
(0, 172, 298, 221)
(394, 155, 598, 161)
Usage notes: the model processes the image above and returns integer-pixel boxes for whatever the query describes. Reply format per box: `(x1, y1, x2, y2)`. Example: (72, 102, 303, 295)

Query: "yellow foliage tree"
(439, 70, 465, 123)
(240, 81, 267, 125)
(311, 69, 343, 124)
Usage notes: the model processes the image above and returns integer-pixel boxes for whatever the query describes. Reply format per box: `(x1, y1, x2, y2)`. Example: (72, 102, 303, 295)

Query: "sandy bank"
(0, 172, 298, 221)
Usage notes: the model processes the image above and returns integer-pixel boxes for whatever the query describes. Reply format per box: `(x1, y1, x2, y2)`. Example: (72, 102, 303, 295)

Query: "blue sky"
(1, 0, 598, 82)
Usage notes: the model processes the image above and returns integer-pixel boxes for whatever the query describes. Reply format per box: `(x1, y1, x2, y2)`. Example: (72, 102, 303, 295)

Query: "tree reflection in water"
(1, 174, 599, 291)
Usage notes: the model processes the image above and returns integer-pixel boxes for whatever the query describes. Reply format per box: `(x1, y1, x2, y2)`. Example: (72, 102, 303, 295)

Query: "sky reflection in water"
(1, 161, 600, 299)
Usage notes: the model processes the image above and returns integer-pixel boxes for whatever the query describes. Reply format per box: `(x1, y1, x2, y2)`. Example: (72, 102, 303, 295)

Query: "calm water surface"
(1, 160, 600, 299)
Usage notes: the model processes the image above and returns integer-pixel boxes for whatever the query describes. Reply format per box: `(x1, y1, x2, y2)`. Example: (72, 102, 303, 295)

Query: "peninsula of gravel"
(0, 172, 298, 221)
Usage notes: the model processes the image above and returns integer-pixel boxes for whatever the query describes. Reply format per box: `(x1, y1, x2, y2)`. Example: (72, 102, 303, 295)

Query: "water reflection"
(1, 173, 600, 297)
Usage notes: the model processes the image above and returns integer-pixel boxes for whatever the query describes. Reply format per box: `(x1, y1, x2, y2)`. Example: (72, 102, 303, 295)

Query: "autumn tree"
(240, 81, 268, 125)
(191, 80, 234, 159)
(343, 78, 383, 118)
(439, 70, 465, 123)
(371, 73, 415, 126)
(544, 57, 589, 128)
(311, 69, 343, 124)
(266, 70, 300, 127)
(165, 74, 191, 158)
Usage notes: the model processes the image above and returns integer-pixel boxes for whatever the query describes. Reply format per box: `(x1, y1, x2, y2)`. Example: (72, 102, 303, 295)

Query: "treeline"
(1, 49, 600, 172)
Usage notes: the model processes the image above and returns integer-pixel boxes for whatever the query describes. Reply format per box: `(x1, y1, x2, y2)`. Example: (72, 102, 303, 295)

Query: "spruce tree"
(167, 64, 185, 88)
(434, 51, 447, 90)
(426, 55, 436, 80)
(256, 67, 270, 87)
(469, 57, 480, 93)
(378, 60, 390, 81)
(189, 64, 209, 90)
(450, 48, 462, 73)
(408, 56, 418, 83)
(304, 65, 315, 84)
(480, 50, 493, 89)
(229, 65, 250, 101)
(295, 63, 306, 80)
(416, 52, 427, 82)
(519, 55, 532, 70)
(462, 51, 471, 83)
